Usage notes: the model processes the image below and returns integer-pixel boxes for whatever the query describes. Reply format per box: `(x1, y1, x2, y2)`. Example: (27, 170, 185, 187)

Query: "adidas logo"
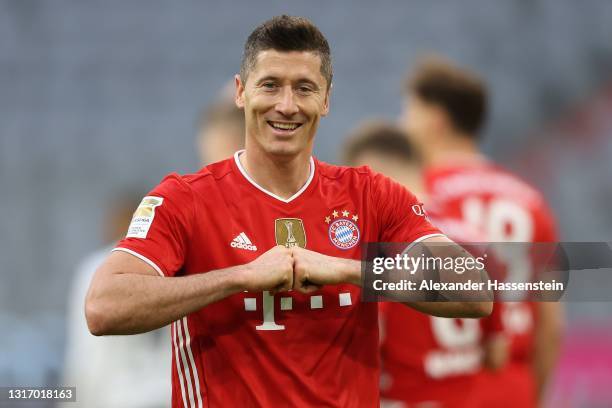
(230, 232, 258, 251)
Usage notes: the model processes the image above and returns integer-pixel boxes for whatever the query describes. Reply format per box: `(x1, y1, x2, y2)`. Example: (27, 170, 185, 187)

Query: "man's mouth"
(267, 121, 302, 132)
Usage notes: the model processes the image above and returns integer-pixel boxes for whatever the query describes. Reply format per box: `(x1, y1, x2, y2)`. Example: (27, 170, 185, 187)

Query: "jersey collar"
(233, 150, 316, 204)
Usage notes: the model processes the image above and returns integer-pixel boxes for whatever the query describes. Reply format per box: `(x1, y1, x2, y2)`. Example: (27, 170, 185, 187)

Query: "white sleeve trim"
(402, 233, 447, 254)
(112, 247, 165, 277)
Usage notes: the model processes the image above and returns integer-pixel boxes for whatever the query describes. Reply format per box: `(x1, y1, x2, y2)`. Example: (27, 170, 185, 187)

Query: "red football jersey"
(424, 160, 558, 408)
(114, 152, 442, 408)
(379, 215, 504, 408)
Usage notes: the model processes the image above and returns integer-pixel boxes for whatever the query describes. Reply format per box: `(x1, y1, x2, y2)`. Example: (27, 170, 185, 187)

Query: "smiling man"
(85, 16, 491, 407)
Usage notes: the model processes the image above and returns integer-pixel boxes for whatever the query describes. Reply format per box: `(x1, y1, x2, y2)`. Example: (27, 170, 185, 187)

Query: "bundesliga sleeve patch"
(126, 196, 164, 238)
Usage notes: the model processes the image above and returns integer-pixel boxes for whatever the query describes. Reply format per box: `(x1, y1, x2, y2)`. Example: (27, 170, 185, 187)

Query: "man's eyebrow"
(255, 76, 321, 89)
(296, 78, 320, 89)
(255, 76, 280, 84)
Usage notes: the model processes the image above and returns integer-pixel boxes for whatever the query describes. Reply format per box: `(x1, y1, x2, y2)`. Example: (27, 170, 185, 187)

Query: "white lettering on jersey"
(425, 318, 482, 379)
(462, 197, 534, 300)
(256, 291, 284, 330)
(245, 292, 354, 331)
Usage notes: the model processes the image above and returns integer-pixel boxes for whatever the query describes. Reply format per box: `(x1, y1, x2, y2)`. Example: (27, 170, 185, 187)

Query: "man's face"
(235, 50, 330, 157)
(400, 94, 442, 148)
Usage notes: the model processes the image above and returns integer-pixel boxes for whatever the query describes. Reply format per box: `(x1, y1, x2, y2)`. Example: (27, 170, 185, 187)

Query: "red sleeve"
(114, 173, 194, 277)
(371, 170, 442, 243)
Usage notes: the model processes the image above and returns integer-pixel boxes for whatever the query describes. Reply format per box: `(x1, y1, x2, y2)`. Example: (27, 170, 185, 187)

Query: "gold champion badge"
(275, 218, 307, 248)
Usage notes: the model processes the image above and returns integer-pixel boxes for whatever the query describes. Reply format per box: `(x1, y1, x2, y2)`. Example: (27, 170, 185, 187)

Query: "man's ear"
(321, 82, 332, 117)
(235, 74, 245, 109)
(431, 104, 450, 135)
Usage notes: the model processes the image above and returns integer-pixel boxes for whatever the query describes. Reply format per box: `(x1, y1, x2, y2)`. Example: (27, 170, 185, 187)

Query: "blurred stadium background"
(1, 1, 611, 406)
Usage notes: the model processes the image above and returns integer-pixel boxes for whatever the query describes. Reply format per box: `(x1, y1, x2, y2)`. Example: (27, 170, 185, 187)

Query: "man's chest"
(185, 192, 377, 272)
(179, 191, 377, 333)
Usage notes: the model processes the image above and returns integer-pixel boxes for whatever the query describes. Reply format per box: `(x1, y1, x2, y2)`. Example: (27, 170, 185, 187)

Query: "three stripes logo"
(231, 232, 258, 251)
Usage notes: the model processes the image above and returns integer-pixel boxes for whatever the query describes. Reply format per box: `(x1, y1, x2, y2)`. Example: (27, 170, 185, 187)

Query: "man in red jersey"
(85, 17, 491, 407)
(400, 56, 564, 407)
(344, 121, 508, 408)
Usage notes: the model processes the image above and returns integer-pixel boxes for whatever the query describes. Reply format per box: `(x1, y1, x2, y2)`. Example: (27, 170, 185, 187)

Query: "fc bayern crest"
(328, 217, 360, 250)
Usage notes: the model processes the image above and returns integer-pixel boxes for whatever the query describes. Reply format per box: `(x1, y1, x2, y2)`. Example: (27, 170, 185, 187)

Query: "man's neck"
(422, 133, 486, 168)
(239, 147, 312, 200)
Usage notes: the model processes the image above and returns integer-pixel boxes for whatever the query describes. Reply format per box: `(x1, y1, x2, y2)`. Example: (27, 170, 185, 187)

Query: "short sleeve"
(372, 171, 443, 243)
(113, 173, 194, 277)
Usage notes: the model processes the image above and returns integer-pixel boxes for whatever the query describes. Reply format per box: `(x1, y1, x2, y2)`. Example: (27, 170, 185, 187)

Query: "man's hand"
(240, 246, 294, 294)
(291, 246, 361, 293)
(239, 246, 360, 295)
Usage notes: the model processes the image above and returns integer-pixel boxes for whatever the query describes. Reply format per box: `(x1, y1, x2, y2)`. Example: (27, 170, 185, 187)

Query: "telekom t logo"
(244, 291, 353, 331)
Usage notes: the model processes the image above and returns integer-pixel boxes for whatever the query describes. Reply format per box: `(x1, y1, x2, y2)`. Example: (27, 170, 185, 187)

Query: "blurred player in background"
(344, 121, 508, 408)
(196, 81, 245, 164)
(400, 56, 564, 407)
(62, 191, 171, 408)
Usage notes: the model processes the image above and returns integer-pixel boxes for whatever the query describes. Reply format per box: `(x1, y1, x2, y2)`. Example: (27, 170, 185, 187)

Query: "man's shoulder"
(481, 163, 552, 209)
(160, 157, 234, 192)
(316, 160, 411, 200)
(316, 159, 372, 181)
(429, 161, 548, 207)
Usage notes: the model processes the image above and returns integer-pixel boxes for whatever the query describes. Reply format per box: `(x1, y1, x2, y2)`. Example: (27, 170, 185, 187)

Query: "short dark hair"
(343, 120, 421, 166)
(406, 55, 487, 137)
(240, 15, 333, 89)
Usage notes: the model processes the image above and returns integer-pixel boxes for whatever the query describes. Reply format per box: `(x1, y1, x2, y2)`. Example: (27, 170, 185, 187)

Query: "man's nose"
(275, 86, 299, 116)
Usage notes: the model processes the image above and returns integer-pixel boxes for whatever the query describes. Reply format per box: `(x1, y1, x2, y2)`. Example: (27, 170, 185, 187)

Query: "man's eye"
(297, 86, 313, 94)
(262, 82, 277, 89)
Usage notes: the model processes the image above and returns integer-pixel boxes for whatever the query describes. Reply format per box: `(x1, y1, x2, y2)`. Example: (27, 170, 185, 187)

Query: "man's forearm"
(404, 301, 492, 318)
(336, 254, 492, 317)
(86, 265, 247, 335)
(338, 258, 362, 286)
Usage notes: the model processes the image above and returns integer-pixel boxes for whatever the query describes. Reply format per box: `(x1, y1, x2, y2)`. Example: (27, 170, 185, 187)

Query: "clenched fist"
(240, 246, 294, 293)
(239, 246, 362, 294)
(291, 246, 361, 293)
